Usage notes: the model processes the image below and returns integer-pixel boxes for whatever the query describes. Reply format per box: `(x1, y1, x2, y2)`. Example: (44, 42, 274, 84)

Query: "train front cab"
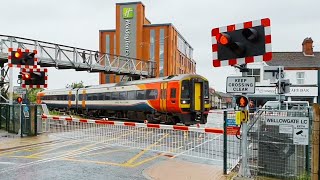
(180, 77, 210, 125)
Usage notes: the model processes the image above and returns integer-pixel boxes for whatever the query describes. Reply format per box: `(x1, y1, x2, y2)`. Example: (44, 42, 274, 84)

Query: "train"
(36, 74, 211, 125)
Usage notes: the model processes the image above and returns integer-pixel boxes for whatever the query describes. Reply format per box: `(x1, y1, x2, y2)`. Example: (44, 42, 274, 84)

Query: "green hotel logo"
(123, 7, 134, 19)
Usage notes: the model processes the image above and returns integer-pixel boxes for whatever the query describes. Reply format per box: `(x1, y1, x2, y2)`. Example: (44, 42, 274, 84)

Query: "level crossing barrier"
(41, 114, 241, 173)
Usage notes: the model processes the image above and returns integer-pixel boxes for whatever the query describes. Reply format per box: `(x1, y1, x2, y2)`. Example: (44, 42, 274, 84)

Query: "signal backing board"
(211, 18, 272, 67)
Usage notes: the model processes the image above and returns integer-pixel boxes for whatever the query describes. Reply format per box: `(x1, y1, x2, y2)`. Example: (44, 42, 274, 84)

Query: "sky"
(1, 0, 320, 92)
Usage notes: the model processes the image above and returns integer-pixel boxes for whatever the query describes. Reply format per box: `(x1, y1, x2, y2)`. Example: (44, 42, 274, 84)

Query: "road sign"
(265, 116, 309, 145)
(211, 18, 272, 67)
(13, 86, 26, 94)
(226, 118, 237, 127)
(226, 76, 255, 93)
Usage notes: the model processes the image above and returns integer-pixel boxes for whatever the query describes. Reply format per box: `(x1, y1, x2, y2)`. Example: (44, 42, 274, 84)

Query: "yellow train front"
(37, 74, 211, 126)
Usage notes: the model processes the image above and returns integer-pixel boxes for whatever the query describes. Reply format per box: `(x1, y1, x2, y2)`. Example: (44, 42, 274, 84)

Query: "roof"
(215, 91, 232, 98)
(265, 52, 320, 68)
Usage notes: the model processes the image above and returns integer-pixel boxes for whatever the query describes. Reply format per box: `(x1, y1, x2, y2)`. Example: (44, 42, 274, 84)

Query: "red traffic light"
(236, 96, 248, 107)
(217, 33, 230, 45)
(17, 97, 23, 104)
(21, 73, 31, 80)
(14, 51, 22, 59)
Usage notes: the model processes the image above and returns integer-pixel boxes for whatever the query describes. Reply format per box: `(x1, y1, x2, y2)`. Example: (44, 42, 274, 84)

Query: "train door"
(194, 83, 201, 111)
(190, 78, 204, 112)
(160, 83, 167, 112)
(167, 81, 179, 112)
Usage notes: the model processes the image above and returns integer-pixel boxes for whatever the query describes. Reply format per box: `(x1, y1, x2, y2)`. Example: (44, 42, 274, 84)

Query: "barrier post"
(223, 110, 227, 175)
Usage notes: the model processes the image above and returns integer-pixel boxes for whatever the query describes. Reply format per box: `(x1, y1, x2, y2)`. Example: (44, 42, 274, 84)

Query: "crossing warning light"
(17, 97, 23, 104)
(21, 68, 48, 88)
(236, 96, 248, 108)
(211, 18, 272, 67)
(8, 48, 38, 67)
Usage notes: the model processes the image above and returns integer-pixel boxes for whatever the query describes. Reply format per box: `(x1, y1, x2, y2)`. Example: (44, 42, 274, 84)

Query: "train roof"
(82, 74, 207, 90)
(40, 74, 207, 92)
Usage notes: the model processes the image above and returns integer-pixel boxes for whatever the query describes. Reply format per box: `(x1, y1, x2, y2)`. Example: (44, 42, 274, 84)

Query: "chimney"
(302, 37, 314, 56)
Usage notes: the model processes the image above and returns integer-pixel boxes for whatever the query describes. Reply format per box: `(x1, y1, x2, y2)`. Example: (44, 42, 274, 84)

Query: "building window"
(248, 69, 260, 82)
(114, 34, 116, 55)
(296, 72, 305, 84)
(159, 29, 165, 77)
(177, 35, 193, 59)
(150, 30, 155, 61)
(106, 35, 110, 54)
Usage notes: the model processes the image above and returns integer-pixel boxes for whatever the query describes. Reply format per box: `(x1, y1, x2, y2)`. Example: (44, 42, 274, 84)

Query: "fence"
(41, 114, 241, 170)
(247, 109, 312, 180)
(0, 103, 42, 136)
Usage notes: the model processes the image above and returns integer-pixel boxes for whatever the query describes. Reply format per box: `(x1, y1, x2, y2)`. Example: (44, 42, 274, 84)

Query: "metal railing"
(0, 34, 156, 77)
(248, 109, 312, 180)
(41, 115, 232, 166)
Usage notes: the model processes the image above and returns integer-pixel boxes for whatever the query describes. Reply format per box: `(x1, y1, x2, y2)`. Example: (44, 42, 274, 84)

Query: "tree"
(27, 88, 44, 103)
(66, 81, 84, 89)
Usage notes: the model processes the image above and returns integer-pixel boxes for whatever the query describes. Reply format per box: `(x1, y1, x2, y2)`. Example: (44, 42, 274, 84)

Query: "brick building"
(99, 2, 196, 83)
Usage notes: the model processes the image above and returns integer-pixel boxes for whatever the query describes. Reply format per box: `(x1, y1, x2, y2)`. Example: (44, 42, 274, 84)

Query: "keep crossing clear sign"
(265, 116, 309, 145)
(226, 76, 255, 94)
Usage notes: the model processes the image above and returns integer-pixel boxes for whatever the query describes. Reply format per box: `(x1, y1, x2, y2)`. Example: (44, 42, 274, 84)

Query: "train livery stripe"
(82, 90, 86, 108)
(68, 91, 72, 108)
(41, 115, 234, 134)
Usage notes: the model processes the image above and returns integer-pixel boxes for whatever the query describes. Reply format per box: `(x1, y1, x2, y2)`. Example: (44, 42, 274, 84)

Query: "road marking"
(25, 140, 84, 158)
(0, 162, 17, 165)
(123, 133, 169, 167)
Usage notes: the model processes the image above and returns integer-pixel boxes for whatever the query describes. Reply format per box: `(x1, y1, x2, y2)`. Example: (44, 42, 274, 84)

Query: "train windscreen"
(181, 80, 190, 99)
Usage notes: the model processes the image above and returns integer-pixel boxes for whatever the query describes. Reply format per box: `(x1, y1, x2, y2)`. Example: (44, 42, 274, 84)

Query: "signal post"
(211, 18, 272, 178)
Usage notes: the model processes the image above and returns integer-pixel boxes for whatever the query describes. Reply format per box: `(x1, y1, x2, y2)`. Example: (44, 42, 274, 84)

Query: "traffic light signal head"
(21, 68, 48, 88)
(8, 48, 38, 67)
(21, 72, 31, 80)
(211, 18, 272, 67)
(236, 95, 248, 108)
(17, 97, 23, 104)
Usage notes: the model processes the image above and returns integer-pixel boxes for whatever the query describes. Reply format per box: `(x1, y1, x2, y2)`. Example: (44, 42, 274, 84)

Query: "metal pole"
(20, 103, 22, 137)
(223, 110, 227, 175)
(238, 64, 251, 177)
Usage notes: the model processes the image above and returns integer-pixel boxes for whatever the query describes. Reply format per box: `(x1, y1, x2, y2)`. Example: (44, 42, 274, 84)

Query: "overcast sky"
(2, 0, 320, 92)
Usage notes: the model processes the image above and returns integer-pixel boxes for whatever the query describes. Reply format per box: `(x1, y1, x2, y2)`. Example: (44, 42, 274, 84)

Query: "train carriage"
(37, 74, 210, 125)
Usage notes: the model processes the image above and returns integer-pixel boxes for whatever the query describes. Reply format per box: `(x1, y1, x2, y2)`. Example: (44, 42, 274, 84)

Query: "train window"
(204, 81, 209, 99)
(181, 80, 190, 98)
(92, 94, 98, 100)
(105, 93, 111, 100)
(170, 88, 176, 98)
(72, 95, 75, 101)
(79, 94, 83, 101)
(98, 93, 104, 100)
(111, 92, 119, 100)
(127, 91, 136, 100)
(119, 92, 127, 100)
(146, 89, 158, 100)
(87, 94, 93, 101)
(136, 90, 145, 100)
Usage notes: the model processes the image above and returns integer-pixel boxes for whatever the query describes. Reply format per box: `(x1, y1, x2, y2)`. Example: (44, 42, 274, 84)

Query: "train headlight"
(205, 100, 209, 104)
(181, 100, 190, 104)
